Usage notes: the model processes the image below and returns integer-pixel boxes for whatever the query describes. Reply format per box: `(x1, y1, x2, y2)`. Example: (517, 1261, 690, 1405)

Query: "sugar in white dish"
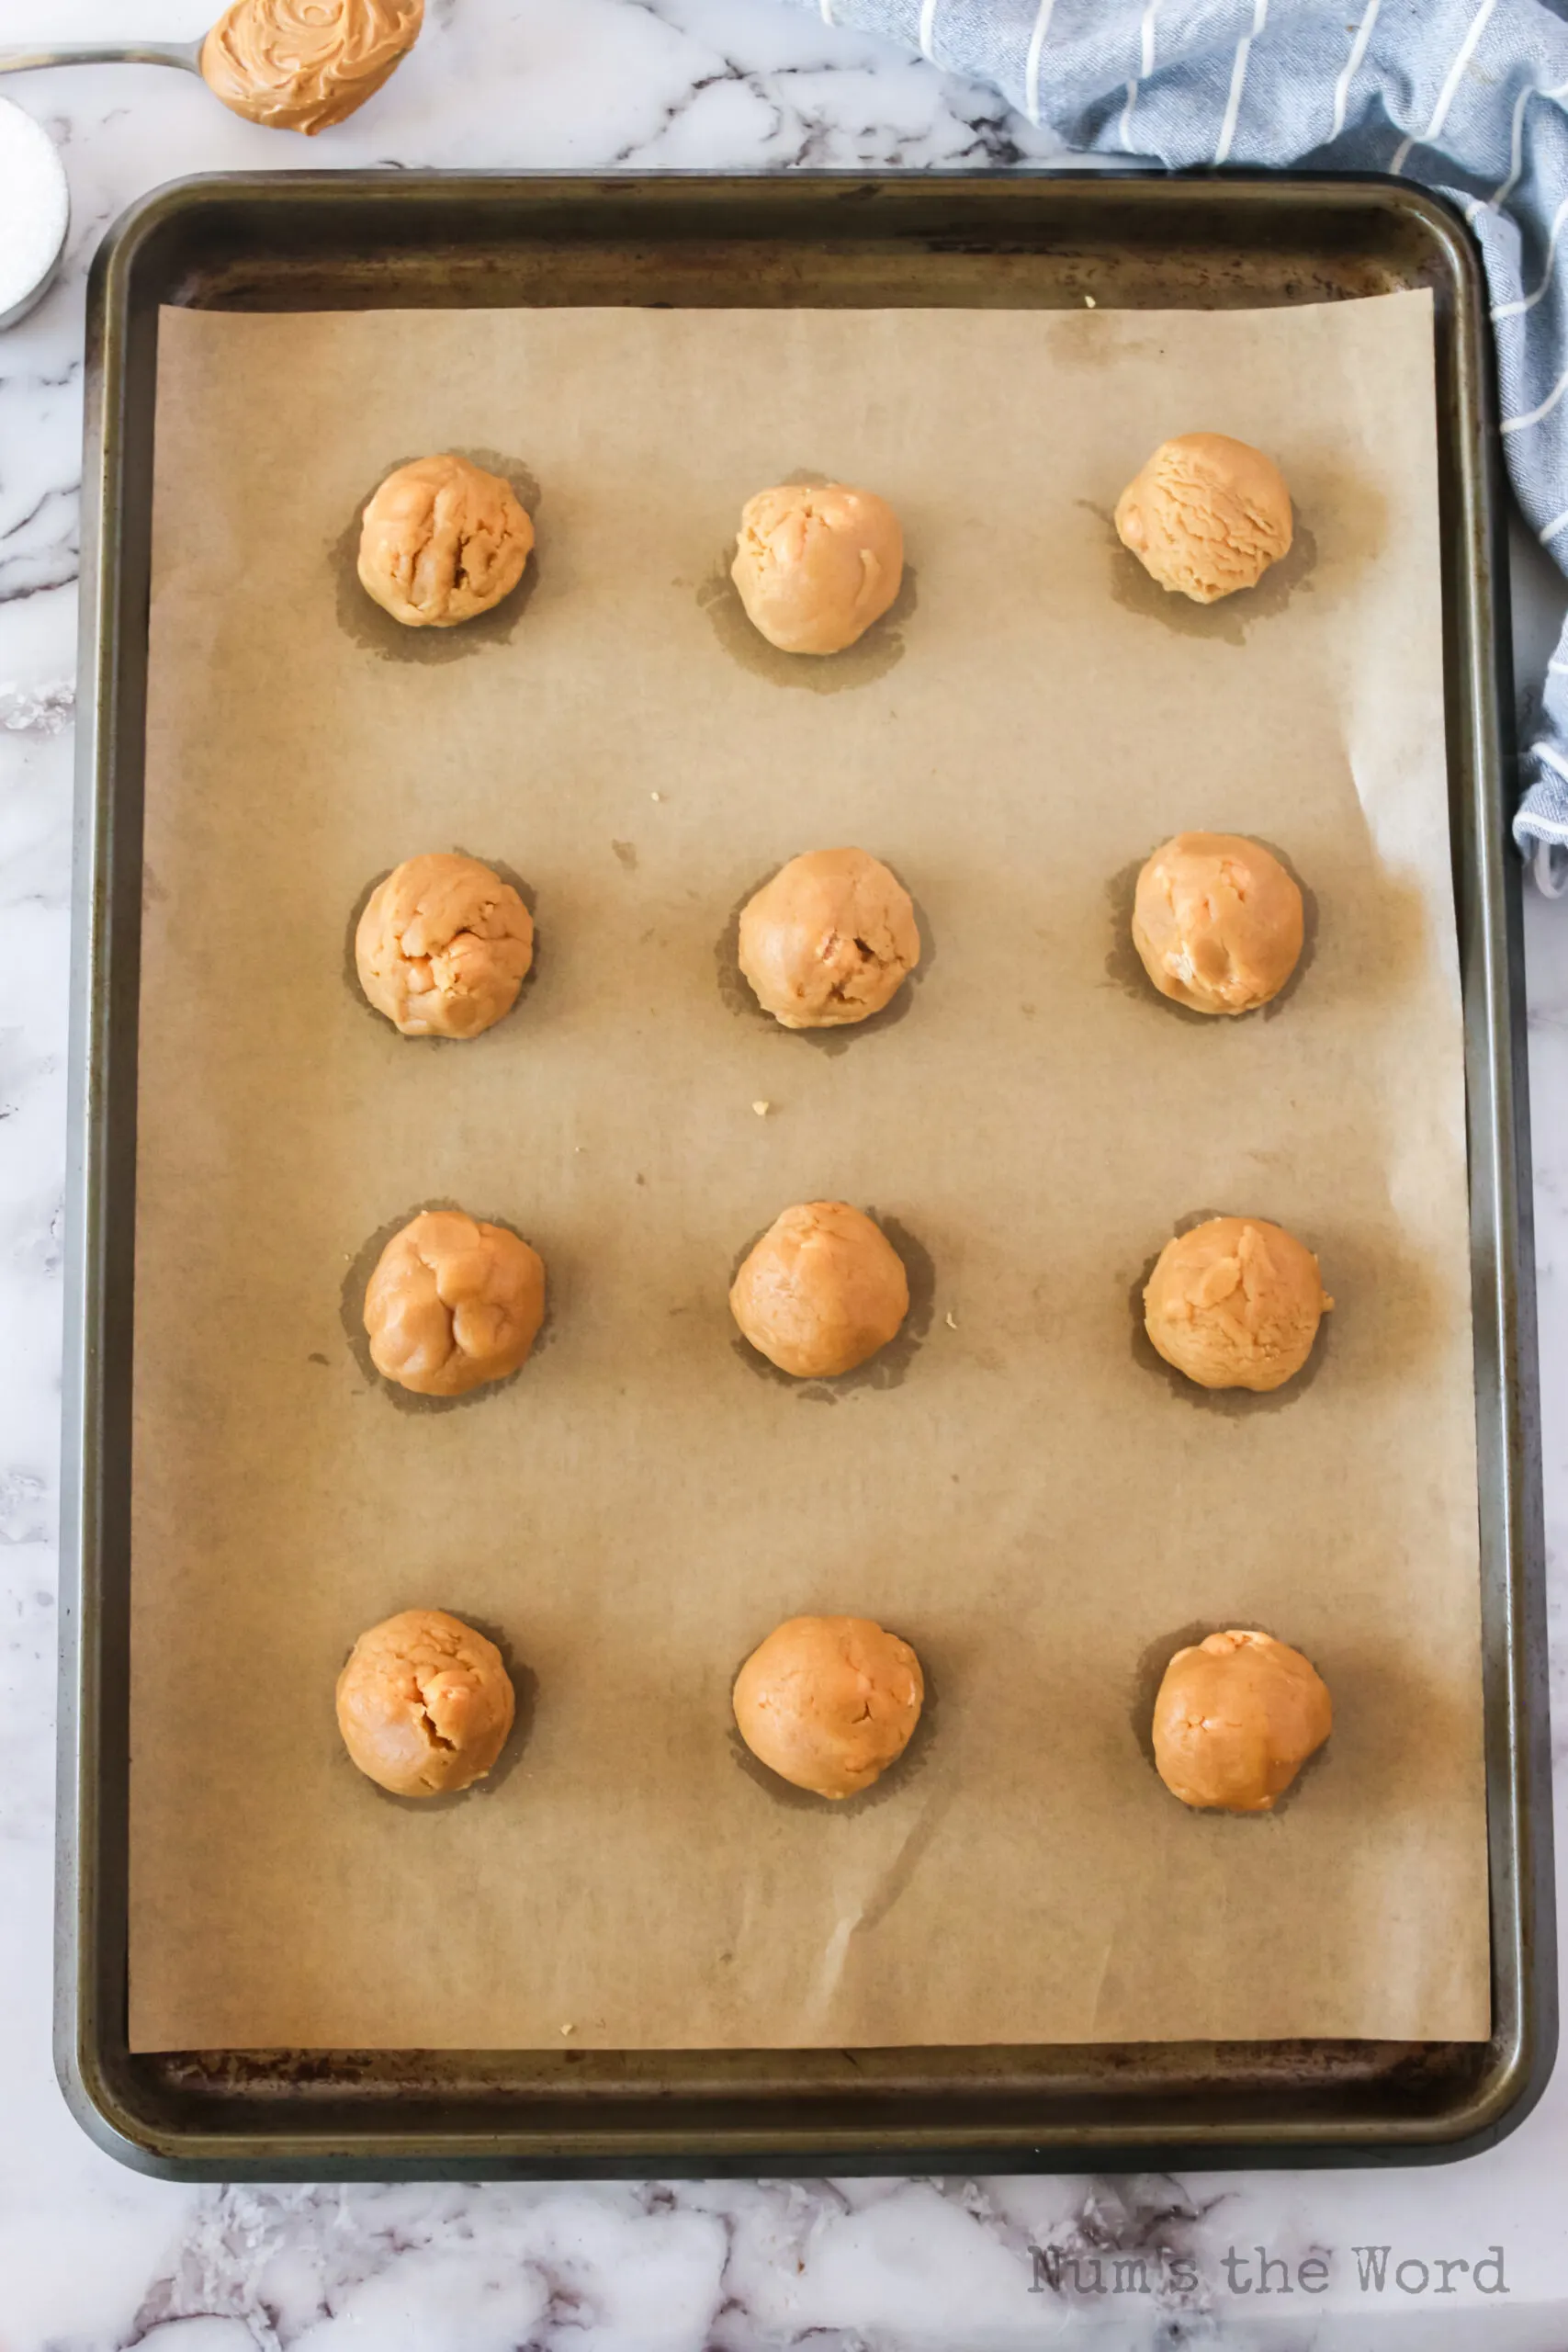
(0, 99, 69, 329)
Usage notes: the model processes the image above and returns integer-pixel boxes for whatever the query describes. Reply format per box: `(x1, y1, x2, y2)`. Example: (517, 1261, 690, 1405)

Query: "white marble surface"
(3, 1, 1568, 2343)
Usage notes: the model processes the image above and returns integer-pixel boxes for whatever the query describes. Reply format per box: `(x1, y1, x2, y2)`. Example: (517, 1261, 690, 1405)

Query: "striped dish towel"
(799, 0, 1568, 886)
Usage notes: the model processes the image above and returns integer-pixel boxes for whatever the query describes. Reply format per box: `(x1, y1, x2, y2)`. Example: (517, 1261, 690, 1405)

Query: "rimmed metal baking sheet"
(58, 170, 1554, 2176)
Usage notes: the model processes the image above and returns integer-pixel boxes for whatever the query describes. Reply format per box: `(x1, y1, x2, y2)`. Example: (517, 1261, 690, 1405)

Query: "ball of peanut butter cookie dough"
(731, 482, 903, 655)
(357, 453, 533, 628)
(364, 1208, 545, 1397)
(1144, 1216, 1331, 1394)
(730, 1201, 909, 1379)
(1115, 433, 1292, 604)
(356, 853, 534, 1039)
(1153, 1628, 1332, 1813)
(1132, 832, 1303, 1016)
(336, 1607, 514, 1797)
(734, 1615, 924, 1798)
(739, 848, 919, 1029)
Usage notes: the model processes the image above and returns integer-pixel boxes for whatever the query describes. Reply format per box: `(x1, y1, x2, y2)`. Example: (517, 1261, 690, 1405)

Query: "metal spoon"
(0, 40, 204, 75)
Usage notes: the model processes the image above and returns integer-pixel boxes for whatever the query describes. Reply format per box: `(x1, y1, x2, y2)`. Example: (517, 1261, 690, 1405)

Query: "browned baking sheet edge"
(56, 169, 1555, 2176)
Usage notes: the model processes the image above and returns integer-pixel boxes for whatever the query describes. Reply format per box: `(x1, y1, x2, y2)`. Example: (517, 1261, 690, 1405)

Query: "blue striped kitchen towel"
(799, 0, 1568, 881)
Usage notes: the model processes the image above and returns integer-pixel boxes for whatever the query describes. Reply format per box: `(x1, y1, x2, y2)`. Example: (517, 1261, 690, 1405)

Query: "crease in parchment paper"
(801, 1788, 955, 2030)
(128, 295, 1487, 2053)
(1087, 1917, 1127, 2041)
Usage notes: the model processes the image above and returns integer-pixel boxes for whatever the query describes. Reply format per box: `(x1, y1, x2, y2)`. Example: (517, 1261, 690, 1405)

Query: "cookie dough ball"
(365, 1208, 545, 1397)
(336, 1608, 514, 1796)
(1145, 1216, 1331, 1394)
(1115, 433, 1292, 603)
(739, 848, 919, 1029)
(357, 453, 533, 628)
(730, 1202, 909, 1379)
(731, 482, 903, 655)
(1132, 832, 1303, 1016)
(1153, 1628, 1332, 1813)
(734, 1615, 924, 1798)
(356, 853, 534, 1039)
(200, 0, 423, 134)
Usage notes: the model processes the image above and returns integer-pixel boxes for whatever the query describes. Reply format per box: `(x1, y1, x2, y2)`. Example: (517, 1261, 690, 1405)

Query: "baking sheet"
(129, 291, 1488, 2052)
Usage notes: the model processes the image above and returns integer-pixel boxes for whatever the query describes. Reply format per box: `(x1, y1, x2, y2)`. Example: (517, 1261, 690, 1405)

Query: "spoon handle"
(0, 40, 203, 74)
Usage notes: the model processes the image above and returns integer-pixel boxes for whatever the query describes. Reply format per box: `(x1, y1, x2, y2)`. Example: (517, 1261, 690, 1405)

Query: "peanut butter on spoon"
(200, 0, 423, 134)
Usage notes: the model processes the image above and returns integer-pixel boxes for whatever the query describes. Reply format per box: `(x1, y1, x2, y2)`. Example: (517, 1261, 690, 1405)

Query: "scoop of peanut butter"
(365, 1209, 545, 1397)
(201, 0, 423, 135)
(356, 854, 533, 1039)
(336, 1608, 514, 1796)
(357, 453, 534, 628)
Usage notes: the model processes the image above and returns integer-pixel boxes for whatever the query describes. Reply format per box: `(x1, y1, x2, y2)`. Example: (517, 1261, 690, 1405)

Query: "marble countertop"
(3, 2, 1568, 2343)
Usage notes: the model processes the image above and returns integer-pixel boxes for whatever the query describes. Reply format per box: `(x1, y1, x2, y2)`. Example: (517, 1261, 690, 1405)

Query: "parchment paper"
(130, 291, 1489, 2051)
